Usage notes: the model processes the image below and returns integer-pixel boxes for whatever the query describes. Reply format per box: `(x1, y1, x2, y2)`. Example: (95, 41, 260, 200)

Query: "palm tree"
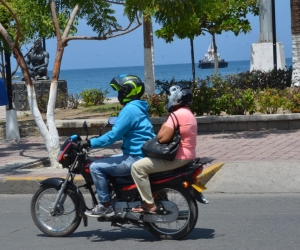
(143, 17, 155, 95)
(291, 0, 300, 86)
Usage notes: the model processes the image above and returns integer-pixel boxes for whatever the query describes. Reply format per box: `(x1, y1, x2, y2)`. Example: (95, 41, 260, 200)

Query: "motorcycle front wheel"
(144, 185, 198, 240)
(30, 185, 82, 237)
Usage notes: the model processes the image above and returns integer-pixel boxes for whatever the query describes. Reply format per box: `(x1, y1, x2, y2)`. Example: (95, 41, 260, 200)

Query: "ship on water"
(198, 40, 228, 69)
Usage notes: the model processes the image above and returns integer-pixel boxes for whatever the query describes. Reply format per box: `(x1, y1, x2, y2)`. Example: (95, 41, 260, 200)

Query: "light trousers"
(131, 157, 192, 204)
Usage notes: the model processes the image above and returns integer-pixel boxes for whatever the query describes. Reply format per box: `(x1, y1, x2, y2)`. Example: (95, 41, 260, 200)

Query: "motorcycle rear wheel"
(30, 185, 82, 237)
(144, 185, 198, 240)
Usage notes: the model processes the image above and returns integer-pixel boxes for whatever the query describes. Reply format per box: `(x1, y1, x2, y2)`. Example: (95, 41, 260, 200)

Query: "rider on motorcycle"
(71, 74, 155, 217)
(131, 83, 197, 214)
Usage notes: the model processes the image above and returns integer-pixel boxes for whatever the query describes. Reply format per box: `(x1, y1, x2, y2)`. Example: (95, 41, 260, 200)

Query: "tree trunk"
(26, 83, 60, 167)
(42, 41, 65, 168)
(0, 42, 5, 78)
(143, 17, 155, 95)
(212, 33, 219, 75)
(291, 0, 300, 86)
(15, 40, 62, 167)
(1, 2, 142, 168)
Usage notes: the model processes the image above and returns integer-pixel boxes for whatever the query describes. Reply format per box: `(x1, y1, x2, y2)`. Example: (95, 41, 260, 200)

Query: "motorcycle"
(30, 117, 211, 240)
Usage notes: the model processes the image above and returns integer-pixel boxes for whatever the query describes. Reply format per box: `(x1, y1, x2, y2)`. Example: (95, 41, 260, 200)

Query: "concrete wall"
(2, 114, 300, 139)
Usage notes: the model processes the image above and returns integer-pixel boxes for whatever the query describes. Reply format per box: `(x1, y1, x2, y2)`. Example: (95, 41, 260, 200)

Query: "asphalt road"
(1, 193, 299, 250)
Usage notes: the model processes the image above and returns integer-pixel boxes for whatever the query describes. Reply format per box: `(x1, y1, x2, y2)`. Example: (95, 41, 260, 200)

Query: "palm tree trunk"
(212, 33, 219, 75)
(291, 0, 300, 86)
(143, 17, 155, 95)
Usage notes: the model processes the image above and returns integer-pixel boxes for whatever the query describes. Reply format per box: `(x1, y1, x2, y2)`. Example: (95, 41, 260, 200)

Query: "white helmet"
(166, 83, 193, 112)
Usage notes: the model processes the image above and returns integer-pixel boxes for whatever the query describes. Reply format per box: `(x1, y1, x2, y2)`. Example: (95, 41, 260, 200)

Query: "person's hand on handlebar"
(70, 135, 91, 149)
(70, 134, 82, 142)
(79, 140, 91, 149)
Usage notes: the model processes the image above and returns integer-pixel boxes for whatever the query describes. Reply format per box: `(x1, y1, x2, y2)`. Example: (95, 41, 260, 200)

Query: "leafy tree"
(199, 0, 259, 73)
(0, 0, 142, 167)
(0, 0, 75, 75)
(125, 0, 259, 74)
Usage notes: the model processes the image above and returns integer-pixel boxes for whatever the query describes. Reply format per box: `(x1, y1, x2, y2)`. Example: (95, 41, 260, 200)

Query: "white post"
(6, 108, 20, 140)
(250, 0, 286, 71)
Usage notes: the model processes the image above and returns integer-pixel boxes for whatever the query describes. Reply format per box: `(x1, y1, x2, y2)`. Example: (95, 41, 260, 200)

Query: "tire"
(30, 185, 82, 237)
(144, 185, 198, 240)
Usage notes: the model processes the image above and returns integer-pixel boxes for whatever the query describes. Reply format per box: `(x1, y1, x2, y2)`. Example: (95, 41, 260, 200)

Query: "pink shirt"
(164, 107, 197, 160)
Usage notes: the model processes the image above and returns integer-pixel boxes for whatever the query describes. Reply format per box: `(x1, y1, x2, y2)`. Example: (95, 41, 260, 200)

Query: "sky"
(14, 0, 291, 70)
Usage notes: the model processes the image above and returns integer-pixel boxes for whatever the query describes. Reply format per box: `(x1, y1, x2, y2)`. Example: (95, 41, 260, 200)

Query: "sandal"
(131, 205, 157, 214)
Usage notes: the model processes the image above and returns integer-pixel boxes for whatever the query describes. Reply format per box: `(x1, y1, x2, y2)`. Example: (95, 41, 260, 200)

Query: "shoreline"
(105, 97, 118, 103)
(11, 58, 292, 73)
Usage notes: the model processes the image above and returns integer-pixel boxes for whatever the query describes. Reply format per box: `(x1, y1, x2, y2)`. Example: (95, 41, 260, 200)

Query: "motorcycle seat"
(149, 161, 195, 180)
(110, 158, 204, 184)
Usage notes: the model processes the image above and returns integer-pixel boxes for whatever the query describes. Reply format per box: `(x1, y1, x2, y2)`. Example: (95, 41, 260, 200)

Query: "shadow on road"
(36, 227, 215, 241)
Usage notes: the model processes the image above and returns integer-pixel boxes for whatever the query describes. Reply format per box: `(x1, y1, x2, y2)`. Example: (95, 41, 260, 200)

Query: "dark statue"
(23, 39, 49, 80)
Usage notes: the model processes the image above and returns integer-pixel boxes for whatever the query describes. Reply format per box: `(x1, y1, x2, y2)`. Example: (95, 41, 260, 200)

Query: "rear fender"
(189, 187, 209, 204)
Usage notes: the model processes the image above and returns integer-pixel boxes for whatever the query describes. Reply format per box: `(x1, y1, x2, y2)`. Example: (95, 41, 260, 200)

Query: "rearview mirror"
(83, 121, 89, 139)
(83, 121, 88, 132)
(108, 116, 117, 125)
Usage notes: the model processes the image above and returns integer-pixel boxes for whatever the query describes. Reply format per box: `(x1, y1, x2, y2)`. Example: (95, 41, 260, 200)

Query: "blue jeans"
(90, 154, 141, 203)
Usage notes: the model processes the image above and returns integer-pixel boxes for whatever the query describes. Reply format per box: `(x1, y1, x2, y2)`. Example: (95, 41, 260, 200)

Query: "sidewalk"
(1, 129, 300, 194)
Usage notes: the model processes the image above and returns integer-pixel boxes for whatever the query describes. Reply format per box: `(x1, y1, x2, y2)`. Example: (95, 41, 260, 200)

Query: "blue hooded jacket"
(90, 100, 155, 157)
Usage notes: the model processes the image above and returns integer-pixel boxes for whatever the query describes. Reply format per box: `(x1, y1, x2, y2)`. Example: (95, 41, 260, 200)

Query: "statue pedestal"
(250, 42, 286, 72)
(12, 80, 68, 111)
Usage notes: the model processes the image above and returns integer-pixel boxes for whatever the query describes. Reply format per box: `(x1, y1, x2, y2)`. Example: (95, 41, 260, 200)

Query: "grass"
(79, 103, 122, 113)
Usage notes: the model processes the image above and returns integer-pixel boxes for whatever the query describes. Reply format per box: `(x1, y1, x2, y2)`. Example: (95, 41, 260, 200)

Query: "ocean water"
(14, 58, 292, 98)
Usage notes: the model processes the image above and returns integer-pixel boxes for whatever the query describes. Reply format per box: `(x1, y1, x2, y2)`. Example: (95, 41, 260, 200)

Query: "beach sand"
(0, 97, 119, 122)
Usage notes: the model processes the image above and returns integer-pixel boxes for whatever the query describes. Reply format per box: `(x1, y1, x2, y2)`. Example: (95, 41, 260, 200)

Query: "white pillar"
(250, 42, 286, 71)
(259, 0, 273, 42)
(6, 109, 20, 140)
(250, 0, 286, 71)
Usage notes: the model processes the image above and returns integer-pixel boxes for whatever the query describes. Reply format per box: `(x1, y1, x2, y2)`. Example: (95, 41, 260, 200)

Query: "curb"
(0, 172, 85, 194)
(0, 162, 224, 194)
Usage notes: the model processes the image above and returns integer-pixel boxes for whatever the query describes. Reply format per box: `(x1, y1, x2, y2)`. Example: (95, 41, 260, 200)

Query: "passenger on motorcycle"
(71, 74, 155, 217)
(131, 84, 197, 214)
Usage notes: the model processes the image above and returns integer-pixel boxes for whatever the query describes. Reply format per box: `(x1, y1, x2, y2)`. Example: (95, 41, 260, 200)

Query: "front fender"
(40, 177, 80, 195)
(40, 177, 65, 190)
(40, 177, 88, 225)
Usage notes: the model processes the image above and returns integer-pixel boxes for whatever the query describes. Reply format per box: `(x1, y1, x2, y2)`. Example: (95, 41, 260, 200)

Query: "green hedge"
(80, 88, 109, 107)
(151, 67, 298, 116)
(69, 67, 296, 117)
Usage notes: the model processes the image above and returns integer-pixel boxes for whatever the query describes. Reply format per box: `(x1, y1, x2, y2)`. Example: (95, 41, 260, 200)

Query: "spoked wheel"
(30, 185, 81, 237)
(144, 185, 198, 240)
